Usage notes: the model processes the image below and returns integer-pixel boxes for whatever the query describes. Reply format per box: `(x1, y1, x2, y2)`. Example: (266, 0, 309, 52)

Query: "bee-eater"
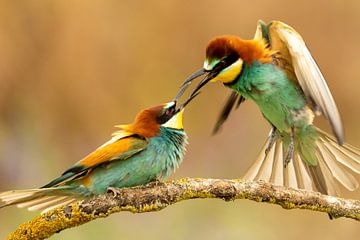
(0, 100, 194, 213)
(178, 20, 360, 196)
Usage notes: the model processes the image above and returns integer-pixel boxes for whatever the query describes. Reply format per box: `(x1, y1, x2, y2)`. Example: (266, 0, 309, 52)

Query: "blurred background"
(0, 0, 360, 239)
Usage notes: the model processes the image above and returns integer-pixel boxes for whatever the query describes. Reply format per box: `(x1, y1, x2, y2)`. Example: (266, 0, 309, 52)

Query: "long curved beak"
(180, 68, 208, 88)
(188, 70, 218, 99)
(174, 68, 207, 102)
(177, 91, 201, 111)
(165, 90, 201, 129)
(173, 66, 221, 116)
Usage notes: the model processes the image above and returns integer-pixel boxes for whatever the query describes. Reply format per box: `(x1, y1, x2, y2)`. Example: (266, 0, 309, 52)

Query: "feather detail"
(0, 188, 80, 213)
(270, 140, 284, 185)
(265, 20, 343, 144)
(293, 153, 313, 190)
(254, 140, 276, 182)
(206, 35, 274, 64)
(213, 91, 245, 134)
(243, 141, 268, 181)
(317, 142, 358, 191)
(40, 135, 148, 189)
(244, 128, 360, 196)
(284, 156, 298, 189)
(126, 105, 163, 138)
(41, 198, 77, 213)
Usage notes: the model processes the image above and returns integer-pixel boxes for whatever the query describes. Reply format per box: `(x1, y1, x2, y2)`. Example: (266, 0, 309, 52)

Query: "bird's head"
(176, 35, 272, 99)
(204, 36, 245, 84)
(128, 92, 198, 138)
(128, 102, 182, 138)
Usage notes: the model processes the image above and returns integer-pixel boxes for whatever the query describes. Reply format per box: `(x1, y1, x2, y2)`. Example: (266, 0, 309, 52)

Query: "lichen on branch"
(7, 178, 360, 240)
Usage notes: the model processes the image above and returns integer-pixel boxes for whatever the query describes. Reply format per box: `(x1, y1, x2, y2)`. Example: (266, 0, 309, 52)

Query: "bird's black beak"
(178, 91, 201, 110)
(174, 68, 208, 103)
(175, 67, 220, 103)
(187, 70, 219, 98)
(174, 63, 225, 114)
(173, 68, 207, 114)
(174, 90, 201, 114)
(180, 68, 208, 88)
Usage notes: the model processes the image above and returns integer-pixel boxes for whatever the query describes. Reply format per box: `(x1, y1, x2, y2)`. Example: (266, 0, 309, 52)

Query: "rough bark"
(7, 178, 360, 239)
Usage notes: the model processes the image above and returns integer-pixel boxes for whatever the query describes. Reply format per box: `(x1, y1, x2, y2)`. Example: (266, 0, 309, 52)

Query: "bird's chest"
(229, 63, 308, 130)
(145, 135, 186, 179)
(133, 130, 187, 181)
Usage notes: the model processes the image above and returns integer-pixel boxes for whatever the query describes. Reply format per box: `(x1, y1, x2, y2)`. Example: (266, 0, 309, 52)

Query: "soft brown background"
(1, 0, 360, 239)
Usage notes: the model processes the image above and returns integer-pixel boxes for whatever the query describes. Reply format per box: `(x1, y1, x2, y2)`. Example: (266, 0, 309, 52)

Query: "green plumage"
(0, 126, 188, 211)
(228, 61, 318, 165)
(179, 20, 360, 196)
(69, 127, 187, 196)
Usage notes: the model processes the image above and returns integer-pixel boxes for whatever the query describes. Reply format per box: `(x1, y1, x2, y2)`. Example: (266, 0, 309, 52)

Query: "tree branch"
(7, 178, 360, 239)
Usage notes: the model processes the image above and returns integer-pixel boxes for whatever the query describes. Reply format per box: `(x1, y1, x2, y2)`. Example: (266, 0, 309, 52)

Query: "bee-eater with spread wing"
(0, 99, 195, 213)
(178, 20, 360, 196)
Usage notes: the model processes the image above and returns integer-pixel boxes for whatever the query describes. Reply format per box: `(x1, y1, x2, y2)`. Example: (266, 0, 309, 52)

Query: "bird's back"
(72, 127, 188, 195)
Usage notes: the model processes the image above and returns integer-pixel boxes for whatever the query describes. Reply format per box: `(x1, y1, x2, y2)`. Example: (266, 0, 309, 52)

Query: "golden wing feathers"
(42, 128, 148, 188)
(261, 20, 344, 144)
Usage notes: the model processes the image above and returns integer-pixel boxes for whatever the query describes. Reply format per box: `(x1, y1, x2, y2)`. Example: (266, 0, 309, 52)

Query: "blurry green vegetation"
(0, 0, 360, 239)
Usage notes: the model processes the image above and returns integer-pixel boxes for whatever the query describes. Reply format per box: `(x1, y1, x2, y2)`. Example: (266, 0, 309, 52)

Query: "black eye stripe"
(157, 105, 176, 124)
(215, 53, 239, 71)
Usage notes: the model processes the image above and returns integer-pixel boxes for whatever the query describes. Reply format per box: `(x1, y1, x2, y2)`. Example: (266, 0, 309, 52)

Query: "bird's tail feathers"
(244, 127, 360, 196)
(0, 187, 79, 213)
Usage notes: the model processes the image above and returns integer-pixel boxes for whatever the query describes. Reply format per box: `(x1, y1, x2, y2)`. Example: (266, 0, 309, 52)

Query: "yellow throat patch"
(210, 59, 243, 83)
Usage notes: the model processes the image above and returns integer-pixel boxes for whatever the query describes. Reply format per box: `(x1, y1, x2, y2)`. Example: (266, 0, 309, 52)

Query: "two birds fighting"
(1, 20, 360, 213)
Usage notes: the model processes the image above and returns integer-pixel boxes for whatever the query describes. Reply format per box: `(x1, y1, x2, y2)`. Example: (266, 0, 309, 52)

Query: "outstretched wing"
(258, 20, 343, 144)
(213, 91, 245, 134)
(42, 128, 148, 188)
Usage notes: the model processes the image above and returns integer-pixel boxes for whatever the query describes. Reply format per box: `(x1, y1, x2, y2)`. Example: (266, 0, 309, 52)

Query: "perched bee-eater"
(0, 99, 194, 213)
(178, 20, 360, 196)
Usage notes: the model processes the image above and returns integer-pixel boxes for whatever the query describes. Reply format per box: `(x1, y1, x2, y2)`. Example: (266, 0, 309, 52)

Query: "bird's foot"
(265, 127, 277, 155)
(284, 127, 295, 168)
(106, 187, 122, 198)
(284, 145, 294, 167)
